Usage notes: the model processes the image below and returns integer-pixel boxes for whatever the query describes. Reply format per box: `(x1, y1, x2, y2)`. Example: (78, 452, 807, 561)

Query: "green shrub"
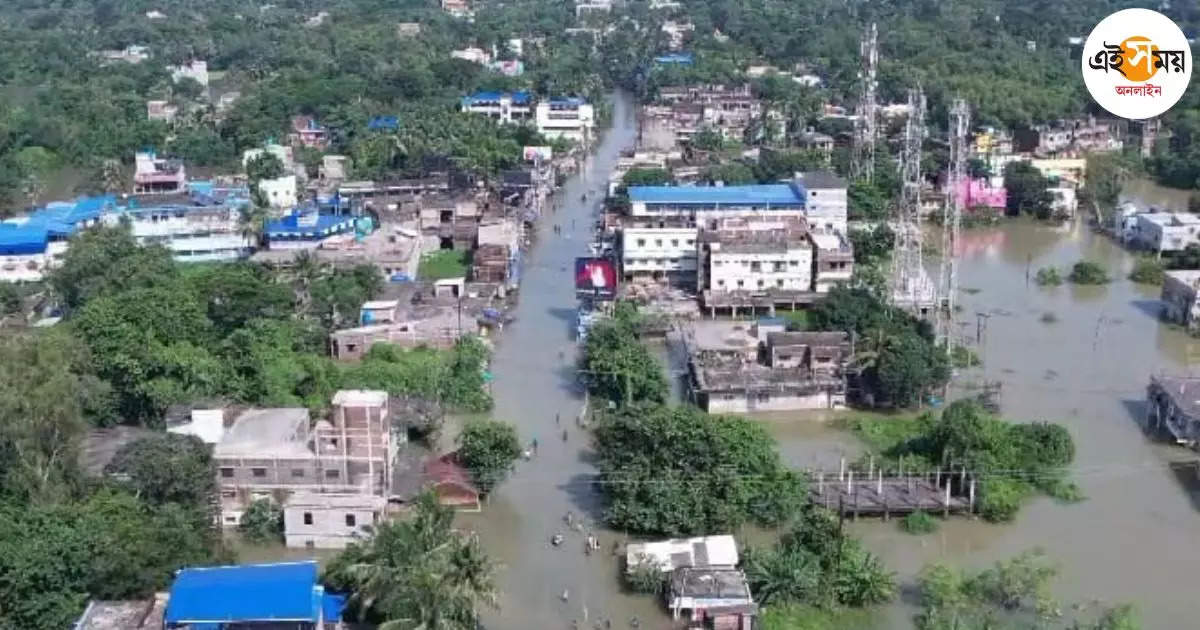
(1034, 267, 1062, 286)
(1129, 258, 1165, 285)
(1068, 261, 1110, 285)
(624, 563, 666, 594)
(900, 510, 939, 535)
(950, 346, 981, 369)
(978, 478, 1029, 522)
(238, 498, 283, 543)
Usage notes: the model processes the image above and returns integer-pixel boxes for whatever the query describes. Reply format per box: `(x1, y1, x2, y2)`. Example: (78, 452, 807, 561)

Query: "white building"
(535, 98, 595, 142)
(795, 171, 848, 234)
(661, 20, 694, 50)
(146, 100, 178, 123)
(170, 60, 209, 87)
(0, 198, 109, 282)
(1133, 212, 1200, 254)
(283, 493, 387, 549)
(707, 228, 813, 293)
(450, 47, 491, 65)
(1048, 185, 1078, 218)
(258, 175, 298, 208)
(460, 91, 533, 124)
(621, 225, 698, 284)
(626, 535, 739, 573)
(810, 232, 853, 292)
(106, 201, 254, 263)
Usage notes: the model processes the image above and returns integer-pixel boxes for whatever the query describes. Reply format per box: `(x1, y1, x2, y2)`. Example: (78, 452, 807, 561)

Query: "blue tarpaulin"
(164, 561, 324, 624)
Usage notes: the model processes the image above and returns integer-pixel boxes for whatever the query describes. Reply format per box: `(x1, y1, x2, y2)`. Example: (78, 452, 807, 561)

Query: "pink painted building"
(952, 178, 1006, 210)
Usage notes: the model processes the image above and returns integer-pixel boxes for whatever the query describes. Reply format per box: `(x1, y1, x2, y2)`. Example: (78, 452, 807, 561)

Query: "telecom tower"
(938, 98, 970, 354)
(891, 87, 935, 316)
(851, 23, 878, 182)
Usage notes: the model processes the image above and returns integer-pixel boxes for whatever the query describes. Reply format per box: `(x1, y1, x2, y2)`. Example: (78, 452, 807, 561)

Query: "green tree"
(106, 433, 216, 509)
(239, 498, 284, 544)
(1004, 162, 1053, 219)
(0, 331, 109, 502)
(916, 550, 1140, 630)
(456, 420, 522, 494)
(581, 306, 668, 406)
(50, 226, 178, 312)
(704, 162, 756, 185)
(323, 491, 498, 629)
(246, 152, 285, 183)
(594, 403, 805, 536)
(622, 167, 673, 187)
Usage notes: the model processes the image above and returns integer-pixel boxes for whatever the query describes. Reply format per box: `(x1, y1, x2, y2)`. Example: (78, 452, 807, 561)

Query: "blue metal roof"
(461, 90, 532, 106)
(165, 562, 323, 624)
(0, 225, 50, 255)
(550, 97, 585, 107)
(654, 53, 694, 64)
(369, 116, 399, 130)
(628, 184, 803, 206)
(265, 210, 356, 238)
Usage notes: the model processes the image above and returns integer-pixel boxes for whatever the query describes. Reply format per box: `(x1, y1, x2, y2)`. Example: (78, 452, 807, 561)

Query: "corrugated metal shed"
(165, 561, 327, 624)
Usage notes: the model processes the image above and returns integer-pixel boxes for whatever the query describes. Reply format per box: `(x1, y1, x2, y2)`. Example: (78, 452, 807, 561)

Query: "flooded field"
(766, 216, 1200, 628)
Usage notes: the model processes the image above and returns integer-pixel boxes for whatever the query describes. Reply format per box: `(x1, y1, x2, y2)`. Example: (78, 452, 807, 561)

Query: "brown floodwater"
(466, 108, 1200, 629)
(763, 211, 1200, 628)
(459, 89, 665, 630)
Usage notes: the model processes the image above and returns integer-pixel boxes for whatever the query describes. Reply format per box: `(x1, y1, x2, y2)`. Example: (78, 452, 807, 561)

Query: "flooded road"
(460, 90, 662, 630)
(770, 216, 1200, 628)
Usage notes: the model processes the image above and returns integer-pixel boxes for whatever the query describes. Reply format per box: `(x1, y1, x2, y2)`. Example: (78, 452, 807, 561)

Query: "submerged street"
(460, 90, 661, 630)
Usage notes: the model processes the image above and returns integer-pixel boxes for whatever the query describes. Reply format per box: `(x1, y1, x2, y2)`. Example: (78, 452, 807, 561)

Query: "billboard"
(523, 146, 553, 162)
(575, 257, 617, 300)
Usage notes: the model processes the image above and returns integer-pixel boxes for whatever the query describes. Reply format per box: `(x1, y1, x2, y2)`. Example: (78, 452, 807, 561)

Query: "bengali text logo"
(1082, 9, 1191, 119)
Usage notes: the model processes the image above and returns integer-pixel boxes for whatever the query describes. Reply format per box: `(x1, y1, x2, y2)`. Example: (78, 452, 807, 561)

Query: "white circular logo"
(1082, 8, 1192, 120)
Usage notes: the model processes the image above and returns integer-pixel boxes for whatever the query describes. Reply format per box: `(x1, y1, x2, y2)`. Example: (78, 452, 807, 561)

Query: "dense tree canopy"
(594, 402, 806, 536)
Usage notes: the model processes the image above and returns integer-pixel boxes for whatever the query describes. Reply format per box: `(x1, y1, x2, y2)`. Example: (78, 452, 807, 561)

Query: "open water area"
(456, 88, 1200, 628)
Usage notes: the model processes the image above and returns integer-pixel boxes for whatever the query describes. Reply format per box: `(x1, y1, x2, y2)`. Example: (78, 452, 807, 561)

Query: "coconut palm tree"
(324, 492, 499, 630)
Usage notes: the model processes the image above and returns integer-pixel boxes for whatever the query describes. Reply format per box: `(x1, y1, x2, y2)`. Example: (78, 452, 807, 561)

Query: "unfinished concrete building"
(213, 390, 395, 527)
(686, 321, 850, 413)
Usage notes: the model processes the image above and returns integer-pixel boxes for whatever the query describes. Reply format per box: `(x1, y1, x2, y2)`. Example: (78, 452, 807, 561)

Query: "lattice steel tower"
(852, 23, 878, 182)
(938, 98, 970, 354)
(891, 87, 934, 315)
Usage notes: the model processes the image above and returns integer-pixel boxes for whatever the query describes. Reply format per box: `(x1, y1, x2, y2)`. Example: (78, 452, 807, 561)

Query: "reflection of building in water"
(956, 230, 1007, 258)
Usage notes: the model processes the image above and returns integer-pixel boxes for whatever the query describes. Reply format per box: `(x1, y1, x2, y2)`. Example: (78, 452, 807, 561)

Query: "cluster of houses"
(642, 83, 780, 147)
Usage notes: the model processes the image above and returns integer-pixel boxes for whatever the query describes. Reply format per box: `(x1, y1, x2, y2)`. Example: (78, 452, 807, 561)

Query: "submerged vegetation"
(1068, 261, 1111, 285)
(846, 399, 1080, 522)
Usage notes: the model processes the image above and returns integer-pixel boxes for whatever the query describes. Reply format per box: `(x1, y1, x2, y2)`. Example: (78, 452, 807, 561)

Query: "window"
(655, 239, 663, 247)
(636, 238, 646, 247)
(345, 514, 357, 527)
(757, 279, 765, 287)
(777, 279, 784, 287)
(686, 239, 695, 246)
(325, 469, 340, 479)
(305, 541, 315, 550)
(251, 468, 266, 478)
(717, 279, 726, 286)
(737, 280, 744, 288)
(303, 512, 314, 525)
(671, 239, 679, 247)
(291, 468, 305, 478)
(774, 262, 785, 272)
(790, 260, 799, 266)
(750, 262, 762, 272)
(220, 467, 234, 478)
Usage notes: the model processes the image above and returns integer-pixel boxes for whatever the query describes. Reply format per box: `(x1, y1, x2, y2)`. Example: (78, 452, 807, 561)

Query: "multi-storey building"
(133, 150, 186, 194)
(535, 98, 595, 143)
(705, 225, 813, 294)
(460, 91, 533, 124)
(210, 390, 395, 528)
(0, 196, 111, 282)
(620, 221, 699, 285)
